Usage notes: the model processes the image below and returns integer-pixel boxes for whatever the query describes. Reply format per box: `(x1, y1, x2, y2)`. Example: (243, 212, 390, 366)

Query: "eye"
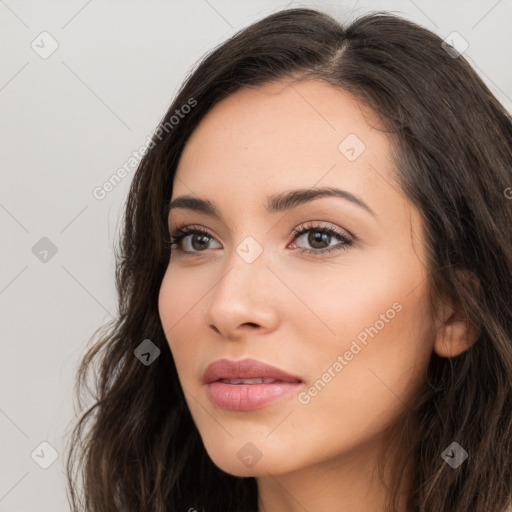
(167, 222, 353, 257)
(289, 222, 353, 256)
(168, 225, 220, 254)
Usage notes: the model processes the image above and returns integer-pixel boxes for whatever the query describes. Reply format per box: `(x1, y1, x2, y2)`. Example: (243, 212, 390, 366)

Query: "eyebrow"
(166, 186, 376, 220)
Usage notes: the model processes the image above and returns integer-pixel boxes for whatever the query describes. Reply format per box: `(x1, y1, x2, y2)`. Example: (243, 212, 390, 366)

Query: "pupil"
(193, 235, 209, 250)
(309, 231, 329, 249)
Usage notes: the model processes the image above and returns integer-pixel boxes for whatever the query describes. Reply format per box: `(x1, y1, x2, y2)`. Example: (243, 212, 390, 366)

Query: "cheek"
(158, 268, 176, 342)
(158, 263, 206, 328)
(292, 250, 433, 408)
(158, 266, 201, 372)
(299, 247, 430, 347)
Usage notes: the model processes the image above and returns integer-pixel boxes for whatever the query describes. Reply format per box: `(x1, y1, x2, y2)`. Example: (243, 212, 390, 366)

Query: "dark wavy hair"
(65, 7, 512, 512)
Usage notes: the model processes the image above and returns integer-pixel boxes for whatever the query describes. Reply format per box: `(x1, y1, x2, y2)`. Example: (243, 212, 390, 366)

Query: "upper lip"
(202, 358, 303, 384)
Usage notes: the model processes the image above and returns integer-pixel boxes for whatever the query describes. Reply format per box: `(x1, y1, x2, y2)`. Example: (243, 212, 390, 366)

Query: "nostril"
(242, 322, 259, 328)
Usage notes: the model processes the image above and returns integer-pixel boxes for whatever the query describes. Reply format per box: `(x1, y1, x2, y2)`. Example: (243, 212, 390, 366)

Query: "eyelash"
(166, 222, 353, 257)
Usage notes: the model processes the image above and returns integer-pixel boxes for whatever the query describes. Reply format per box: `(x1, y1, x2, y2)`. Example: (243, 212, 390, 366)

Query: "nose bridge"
(214, 233, 268, 301)
(204, 233, 275, 333)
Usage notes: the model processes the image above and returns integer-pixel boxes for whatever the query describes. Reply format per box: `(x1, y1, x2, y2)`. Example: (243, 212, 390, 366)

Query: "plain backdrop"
(1, 0, 511, 510)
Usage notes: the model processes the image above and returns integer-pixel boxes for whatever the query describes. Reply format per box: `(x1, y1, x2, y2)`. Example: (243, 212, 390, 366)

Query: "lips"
(203, 358, 304, 411)
(202, 358, 303, 384)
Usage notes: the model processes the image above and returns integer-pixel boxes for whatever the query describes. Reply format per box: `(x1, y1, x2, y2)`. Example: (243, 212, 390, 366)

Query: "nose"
(203, 246, 280, 340)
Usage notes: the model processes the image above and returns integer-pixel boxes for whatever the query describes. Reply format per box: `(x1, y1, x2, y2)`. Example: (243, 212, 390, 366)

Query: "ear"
(433, 272, 481, 358)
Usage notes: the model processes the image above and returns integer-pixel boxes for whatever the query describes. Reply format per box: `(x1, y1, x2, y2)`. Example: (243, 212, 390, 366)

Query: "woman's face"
(158, 79, 436, 477)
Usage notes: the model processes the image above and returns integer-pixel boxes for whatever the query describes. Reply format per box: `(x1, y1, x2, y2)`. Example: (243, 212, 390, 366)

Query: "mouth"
(217, 377, 286, 384)
(202, 357, 303, 384)
(202, 358, 304, 411)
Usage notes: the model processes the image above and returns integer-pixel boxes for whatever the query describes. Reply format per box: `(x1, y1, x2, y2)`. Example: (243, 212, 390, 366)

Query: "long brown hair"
(65, 7, 512, 512)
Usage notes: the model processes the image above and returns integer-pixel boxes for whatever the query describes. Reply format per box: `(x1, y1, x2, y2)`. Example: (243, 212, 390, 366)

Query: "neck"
(256, 427, 414, 512)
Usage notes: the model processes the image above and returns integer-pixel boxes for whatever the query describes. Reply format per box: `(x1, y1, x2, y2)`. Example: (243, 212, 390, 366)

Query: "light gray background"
(1, 0, 511, 510)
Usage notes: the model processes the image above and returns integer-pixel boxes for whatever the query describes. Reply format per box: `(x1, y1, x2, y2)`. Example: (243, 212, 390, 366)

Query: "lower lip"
(206, 381, 303, 411)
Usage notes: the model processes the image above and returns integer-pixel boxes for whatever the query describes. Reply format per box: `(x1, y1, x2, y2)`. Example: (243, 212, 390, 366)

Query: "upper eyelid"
(168, 225, 352, 259)
(292, 221, 352, 236)
(169, 221, 347, 235)
(169, 222, 353, 245)
(167, 198, 369, 237)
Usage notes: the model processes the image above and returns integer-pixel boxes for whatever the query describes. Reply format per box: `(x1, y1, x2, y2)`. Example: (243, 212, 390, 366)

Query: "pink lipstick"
(202, 358, 304, 411)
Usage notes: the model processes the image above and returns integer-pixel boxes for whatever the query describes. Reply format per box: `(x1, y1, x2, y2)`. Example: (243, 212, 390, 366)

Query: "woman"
(66, 7, 512, 512)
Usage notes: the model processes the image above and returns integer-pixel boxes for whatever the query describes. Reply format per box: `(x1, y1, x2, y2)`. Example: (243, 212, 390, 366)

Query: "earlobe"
(432, 271, 481, 358)
(433, 312, 478, 358)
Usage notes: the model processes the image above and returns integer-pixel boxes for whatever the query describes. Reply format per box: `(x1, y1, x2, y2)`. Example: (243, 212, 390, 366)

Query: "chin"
(203, 440, 298, 477)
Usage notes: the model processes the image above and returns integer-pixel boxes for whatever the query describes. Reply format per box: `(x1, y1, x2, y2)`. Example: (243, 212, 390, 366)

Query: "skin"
(158, 78, 473, 512)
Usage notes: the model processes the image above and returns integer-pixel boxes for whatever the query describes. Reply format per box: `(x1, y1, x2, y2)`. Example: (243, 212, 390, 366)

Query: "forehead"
(173, 79, 407, 223)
